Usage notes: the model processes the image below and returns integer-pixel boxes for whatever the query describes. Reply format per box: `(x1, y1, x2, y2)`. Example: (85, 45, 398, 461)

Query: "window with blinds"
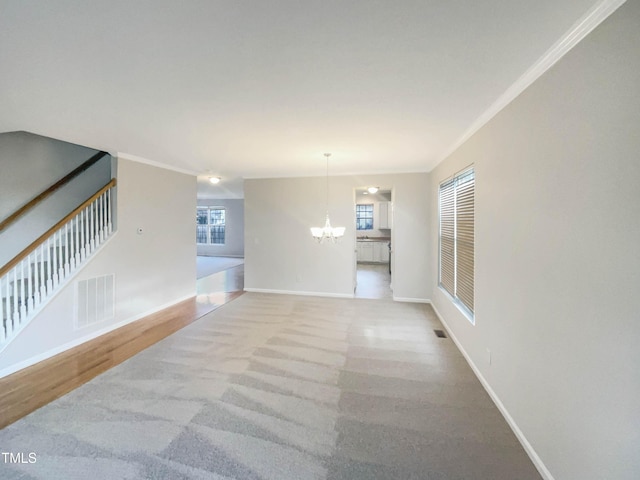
(439, 167, 474, 320)
(196, 207, 226, 245)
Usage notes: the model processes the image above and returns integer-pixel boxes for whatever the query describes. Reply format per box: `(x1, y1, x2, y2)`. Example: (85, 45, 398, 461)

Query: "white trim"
(436, 0, 627, 168)
(117, 152, 199, 176)
(0, 293, 195, 379)
(244, 287, 354, 299)
(392, 296, 431, 304)
(429, 301, 555, 480)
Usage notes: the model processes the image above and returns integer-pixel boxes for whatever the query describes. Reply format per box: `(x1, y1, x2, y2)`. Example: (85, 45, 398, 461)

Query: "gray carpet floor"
(0, 293, 541, 480)
(197, 256, 244, 279)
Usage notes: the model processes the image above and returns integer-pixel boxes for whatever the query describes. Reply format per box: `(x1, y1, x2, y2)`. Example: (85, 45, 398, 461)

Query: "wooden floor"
(0, 264, 244, 429)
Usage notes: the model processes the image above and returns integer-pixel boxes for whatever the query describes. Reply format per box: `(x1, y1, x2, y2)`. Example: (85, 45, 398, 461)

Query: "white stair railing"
(0, 179, 116, 348)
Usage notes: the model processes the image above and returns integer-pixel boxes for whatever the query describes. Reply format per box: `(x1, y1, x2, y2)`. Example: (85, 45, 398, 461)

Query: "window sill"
(438, 285, 475, 325)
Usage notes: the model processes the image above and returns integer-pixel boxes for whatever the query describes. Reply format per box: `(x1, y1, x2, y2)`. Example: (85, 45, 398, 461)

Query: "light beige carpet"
(0, 293, 541, 479)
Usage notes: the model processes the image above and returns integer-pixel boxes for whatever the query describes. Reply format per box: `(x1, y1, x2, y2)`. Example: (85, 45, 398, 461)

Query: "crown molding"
(116, 152, 200, 176)
(436, 0, 627, 168)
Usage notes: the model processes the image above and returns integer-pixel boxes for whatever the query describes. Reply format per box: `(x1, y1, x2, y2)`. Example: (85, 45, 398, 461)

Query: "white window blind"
(439, 168, 474, 317)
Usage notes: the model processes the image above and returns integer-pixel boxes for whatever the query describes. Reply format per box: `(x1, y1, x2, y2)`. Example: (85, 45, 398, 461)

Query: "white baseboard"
(0, 293, 195, 379)
(244, 288, 354, 299)
(429, 302, 555, 480)
(393, 296, 431, 303)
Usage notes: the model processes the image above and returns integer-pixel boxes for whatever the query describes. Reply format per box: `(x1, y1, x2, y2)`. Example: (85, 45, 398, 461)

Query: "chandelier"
(310, 153, 345, 243)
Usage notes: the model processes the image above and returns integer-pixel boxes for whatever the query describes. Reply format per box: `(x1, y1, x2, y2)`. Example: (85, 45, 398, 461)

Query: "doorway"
(353, 186, 393, 299)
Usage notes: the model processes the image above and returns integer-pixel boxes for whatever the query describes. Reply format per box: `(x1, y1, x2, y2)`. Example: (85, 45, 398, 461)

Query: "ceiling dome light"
(209, 177, 221, 184)
(367, 186, 379, 194)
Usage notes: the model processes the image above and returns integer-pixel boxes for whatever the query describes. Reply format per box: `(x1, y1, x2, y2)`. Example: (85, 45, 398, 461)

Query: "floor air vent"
(75, 274, 115, 329)
(434, 329, 447, 338)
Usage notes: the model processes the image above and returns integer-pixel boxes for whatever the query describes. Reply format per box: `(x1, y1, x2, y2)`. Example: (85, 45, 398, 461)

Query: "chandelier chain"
(325, 153, 330, 214)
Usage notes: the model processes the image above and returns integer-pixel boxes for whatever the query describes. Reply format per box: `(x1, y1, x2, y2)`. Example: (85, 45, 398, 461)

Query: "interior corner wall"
(429, 3, 640, 479)
(197, 198, 244, 257)
(244, 172, 430, 300)
(0, 158, 197, 373)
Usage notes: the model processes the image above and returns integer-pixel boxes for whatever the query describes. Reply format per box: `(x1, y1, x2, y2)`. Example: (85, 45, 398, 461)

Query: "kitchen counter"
(356, 237, 390, 242)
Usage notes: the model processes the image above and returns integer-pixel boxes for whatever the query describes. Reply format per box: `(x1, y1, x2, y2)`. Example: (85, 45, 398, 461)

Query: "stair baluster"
(0, 180, 116, 350)
(74, 215, 80, 267)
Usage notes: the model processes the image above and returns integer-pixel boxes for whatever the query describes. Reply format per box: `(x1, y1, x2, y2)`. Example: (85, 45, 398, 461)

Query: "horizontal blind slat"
(440, 171, 473, 313)
(455, 172, 474, 314)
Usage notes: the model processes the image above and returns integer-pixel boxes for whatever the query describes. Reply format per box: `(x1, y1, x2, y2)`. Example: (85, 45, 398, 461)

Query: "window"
(356, 204, 374, 230)
(439, 167, 474, 319)
(197, 207, 225, 244)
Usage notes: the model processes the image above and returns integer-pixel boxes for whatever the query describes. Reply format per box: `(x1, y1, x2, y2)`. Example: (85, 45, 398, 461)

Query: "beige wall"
(244, 172, 430, 300)
(0, 158, 196, 374)
(429, 3, 640, 479)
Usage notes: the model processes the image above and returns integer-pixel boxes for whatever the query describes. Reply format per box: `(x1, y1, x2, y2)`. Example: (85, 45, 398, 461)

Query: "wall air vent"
(75, 274, 115, 329)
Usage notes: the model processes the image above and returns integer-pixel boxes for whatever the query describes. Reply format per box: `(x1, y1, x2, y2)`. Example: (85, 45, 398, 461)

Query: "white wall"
(0, 158, 196, 374)
(0, 131, 101, 219)
(244, 172, 430, 300)
(197, 198, 244, 257)
(429, 3, 640, 479)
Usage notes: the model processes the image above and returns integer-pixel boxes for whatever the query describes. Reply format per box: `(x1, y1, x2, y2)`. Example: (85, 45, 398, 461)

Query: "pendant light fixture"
(310, 153, 345, 243)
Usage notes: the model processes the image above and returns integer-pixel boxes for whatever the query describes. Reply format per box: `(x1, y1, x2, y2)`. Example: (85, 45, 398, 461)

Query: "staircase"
(0, 179, 116, 350)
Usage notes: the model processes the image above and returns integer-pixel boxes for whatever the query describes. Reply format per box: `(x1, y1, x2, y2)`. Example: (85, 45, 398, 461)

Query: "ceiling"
(0, 0, 597, 198)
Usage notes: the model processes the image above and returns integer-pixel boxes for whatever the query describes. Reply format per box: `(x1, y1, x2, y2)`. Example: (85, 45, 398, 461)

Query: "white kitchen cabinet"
(379, 202, 392, 229)
(357, 241, 374, 262)
(358, 240, 388, 263)
(375, 241, 390, 263)
(373, 242, 382, 262)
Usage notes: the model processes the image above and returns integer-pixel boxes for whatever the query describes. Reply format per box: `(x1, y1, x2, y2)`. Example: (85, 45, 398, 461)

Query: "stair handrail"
(0, 150, 109, 233)
(0, 178, 117, 276)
